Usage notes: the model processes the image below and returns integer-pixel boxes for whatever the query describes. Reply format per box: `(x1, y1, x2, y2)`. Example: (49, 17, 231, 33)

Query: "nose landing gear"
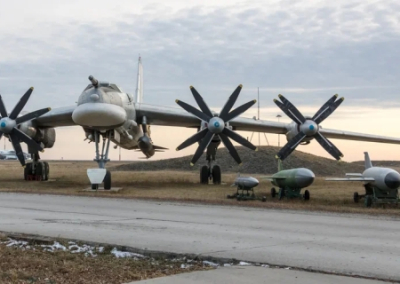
(88, 130, 112, 190)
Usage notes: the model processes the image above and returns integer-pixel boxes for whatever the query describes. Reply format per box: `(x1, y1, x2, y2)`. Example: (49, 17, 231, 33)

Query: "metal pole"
(258, 87, 260, 147)
(276, 114, 282, 147)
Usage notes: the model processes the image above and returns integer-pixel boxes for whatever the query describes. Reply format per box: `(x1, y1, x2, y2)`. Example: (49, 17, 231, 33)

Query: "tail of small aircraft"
(135, 56, 144, 103)
(364, 152, 373, 169)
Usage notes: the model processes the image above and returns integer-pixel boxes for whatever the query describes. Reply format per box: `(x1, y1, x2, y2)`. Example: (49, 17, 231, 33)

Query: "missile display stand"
(271, 187, 310, 201)
(353, 184, 398, 207)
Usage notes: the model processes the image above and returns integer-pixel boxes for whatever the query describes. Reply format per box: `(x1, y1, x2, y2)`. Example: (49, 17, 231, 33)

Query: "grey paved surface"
(0, 193, 399, 281)
(131, 266, 388, 284)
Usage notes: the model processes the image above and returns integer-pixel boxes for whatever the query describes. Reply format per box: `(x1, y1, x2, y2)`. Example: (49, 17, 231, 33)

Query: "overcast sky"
(1, 0, 400, 163)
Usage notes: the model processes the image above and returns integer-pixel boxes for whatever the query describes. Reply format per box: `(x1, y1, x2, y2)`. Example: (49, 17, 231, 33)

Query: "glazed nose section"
(385, 172, 400, 189)
(295, 169, 315, 188)
(72, 103, 127, 127)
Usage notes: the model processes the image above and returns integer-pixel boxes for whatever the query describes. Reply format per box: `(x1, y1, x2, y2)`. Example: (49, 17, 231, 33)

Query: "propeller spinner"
(274, 94, 344, 160)
(0, 87, 51, 166)
(176, 85, 258, 165)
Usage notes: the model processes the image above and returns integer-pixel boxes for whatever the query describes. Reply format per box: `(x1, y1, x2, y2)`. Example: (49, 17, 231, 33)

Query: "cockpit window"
(83, 82, 123, 93)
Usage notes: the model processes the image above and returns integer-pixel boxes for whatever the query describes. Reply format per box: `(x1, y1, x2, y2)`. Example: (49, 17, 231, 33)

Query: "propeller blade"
(15, 107, 51, 125)
(176, 128, 209, 151)
(223, 100, 257, 122)
(276, 131, 307, 160)
(0, 95, 8, 117)
(190, 131, 214, 165)
(11, 128, 43, 152)
(311, 94, 337, 122)
(176, 100, 211, 122)
(190, 86, 213, 118)
(312, 96, 344, 125)
(219, 133, 242, 164)
(314, 132, 343, 160)
(219, 84, 242, 120)
(222, 127, 257, 151)
(9, 87, 34, 119)
(9, 133, 25, 166)
(274, 94, 306, 125)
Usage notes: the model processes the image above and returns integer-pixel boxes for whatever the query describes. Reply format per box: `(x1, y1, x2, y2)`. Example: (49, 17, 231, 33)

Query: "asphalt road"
(0, 193, 399, 281)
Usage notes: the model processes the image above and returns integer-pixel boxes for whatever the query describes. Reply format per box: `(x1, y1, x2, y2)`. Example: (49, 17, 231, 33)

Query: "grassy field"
(0, 160, 399, 216)
(0, 233, 209, 284)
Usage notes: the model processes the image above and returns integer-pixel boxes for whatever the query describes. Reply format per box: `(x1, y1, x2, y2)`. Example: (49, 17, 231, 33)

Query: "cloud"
(1, 0, 400, 162)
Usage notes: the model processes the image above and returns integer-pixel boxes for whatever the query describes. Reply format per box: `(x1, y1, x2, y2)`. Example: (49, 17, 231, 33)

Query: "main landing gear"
(200, 142, 221, 185)
(89, 130, 112, 190)
(24, 153, 50, 181)
(200, 164, 221, 185)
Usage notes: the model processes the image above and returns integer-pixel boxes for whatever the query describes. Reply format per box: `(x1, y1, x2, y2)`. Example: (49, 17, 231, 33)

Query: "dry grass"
(0, 160, 399, 216)
(0, 234, 208, 284)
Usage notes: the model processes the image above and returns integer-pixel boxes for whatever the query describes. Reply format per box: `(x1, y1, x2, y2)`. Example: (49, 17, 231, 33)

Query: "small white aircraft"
(1, 57, 400, 189)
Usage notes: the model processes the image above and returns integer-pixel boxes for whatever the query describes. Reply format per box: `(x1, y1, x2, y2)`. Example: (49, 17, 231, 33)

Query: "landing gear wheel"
(103, 170, 111, 190)
(303, 190, 310, 201)
(271, 187, 276, 198)
(24, 163, 32, 180)
(212, 165, 221, 185)
(365, 195, 372, 207)
(43, 162, 49, 181)
(278, 188, 284, 200)
(353, 192, 359, 203)
(91, 184, 99, 190)
(35, 162, 44, 181)
(200, 166, 209, 184)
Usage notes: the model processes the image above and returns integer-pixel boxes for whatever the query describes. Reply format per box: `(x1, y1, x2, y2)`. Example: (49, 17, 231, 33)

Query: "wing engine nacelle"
(18, 121, 56, 149)
(285, 122, 313, 145)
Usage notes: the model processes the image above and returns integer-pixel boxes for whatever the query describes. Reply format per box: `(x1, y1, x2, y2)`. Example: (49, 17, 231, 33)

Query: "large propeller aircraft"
(1, 57, 400, 189)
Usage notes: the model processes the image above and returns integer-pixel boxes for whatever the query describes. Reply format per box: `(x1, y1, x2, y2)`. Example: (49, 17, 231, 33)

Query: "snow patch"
(239, 261, 251, 266)
(41, 241, 67, 252)
(111, 248, 144, 259)
(203, 260, 219, 267)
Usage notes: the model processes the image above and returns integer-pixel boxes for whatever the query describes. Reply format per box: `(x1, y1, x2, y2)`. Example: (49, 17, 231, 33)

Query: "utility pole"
(258, 87, 260, 147)
(276, 114, 282, 147)
(249, 88, 269, 146)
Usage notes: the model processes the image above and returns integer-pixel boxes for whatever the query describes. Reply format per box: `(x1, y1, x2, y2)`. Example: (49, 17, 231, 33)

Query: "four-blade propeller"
(176, 85, 258, 165)
(274, 94, 344, 161)
(0, 87, 51, 166)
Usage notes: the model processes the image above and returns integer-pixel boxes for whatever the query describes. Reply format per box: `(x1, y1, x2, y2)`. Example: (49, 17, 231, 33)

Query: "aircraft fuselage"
(72, 81, 148, 152)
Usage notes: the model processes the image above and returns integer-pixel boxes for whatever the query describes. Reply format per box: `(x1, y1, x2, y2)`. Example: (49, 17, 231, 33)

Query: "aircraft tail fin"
(135, 56, 144, 103)
(277, 159, 283, 172)
(364, 152, 373, 169)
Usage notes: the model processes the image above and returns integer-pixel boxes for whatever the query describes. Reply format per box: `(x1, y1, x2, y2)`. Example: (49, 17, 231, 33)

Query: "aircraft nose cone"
(384, 172, 400, 189)
(249, 177, 259, 187)
(295, 169, 315, 188)
(72, 103, 127, 127)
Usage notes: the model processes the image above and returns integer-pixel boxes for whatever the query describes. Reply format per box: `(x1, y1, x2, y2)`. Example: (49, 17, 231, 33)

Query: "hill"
(113, 146, 371, 176)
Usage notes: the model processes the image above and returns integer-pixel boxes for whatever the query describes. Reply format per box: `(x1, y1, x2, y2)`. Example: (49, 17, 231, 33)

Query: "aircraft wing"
(262, 176, 275, 181)
(136, 103, 400, 144)
(33, 106, 76, 128)
(319, 128, 400, 145)
(135, 103, 288, 133)
(325, 177, 375, 182)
